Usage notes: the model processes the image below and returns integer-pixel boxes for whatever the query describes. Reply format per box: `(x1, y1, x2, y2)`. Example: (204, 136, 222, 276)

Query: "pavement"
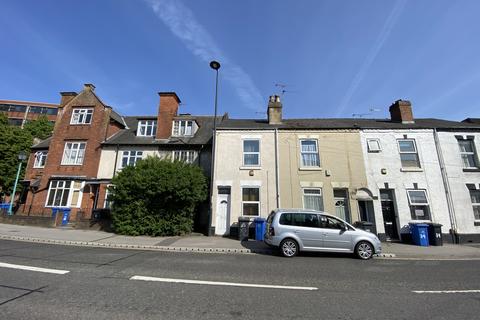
(1, 223, 480, 259)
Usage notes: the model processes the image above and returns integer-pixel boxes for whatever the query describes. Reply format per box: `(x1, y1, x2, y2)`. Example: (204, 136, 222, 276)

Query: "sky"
(1, 0, 480, 121)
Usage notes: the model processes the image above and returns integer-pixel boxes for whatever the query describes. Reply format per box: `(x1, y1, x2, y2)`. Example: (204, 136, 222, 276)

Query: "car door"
(319, 215, 353, 251)
(292, 213, 323, 249)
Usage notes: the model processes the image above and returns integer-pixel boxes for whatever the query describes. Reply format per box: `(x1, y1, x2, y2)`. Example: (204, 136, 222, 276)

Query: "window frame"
(300, 139, 321, 168)
(302, 188, 324, 211)
(407, 189, 431, 220)
(136, 120, 157, 137)
(241, 186, 260, 216)
(397, 139, 421, 168)
(121, 150, 143, 168)
(172, 150, 197, 164)
(242, 139, 261, 167)
(61, 141, 86, 165)
(469, 189, 480, 221)
(70, 108, 93, 125)
(367, 139, 381, 152)
(33, 151, 48, 168)
(172, 120, 195, 137)
(45, 180, 84, 208)
(458, 139, 479, 169)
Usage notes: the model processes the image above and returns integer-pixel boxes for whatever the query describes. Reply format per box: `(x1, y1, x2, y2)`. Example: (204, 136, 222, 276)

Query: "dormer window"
(137, 120, 157, 137)
(173, 120, 194, 136)
(71, 108, 93, 124)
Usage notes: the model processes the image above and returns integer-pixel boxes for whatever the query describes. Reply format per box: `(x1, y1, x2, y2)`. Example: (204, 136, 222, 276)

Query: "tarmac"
(1, 223, 480, 260)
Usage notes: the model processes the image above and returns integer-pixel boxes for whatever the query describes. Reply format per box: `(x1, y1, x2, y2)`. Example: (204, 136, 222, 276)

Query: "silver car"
(264, 209, 382, 259)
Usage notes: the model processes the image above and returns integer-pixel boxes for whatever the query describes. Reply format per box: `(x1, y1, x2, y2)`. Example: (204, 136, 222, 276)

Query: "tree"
(109, 157, 208, 236)
(0, 114, 53, 200)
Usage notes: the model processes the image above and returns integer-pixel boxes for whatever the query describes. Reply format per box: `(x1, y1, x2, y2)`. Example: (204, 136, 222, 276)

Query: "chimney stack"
(59, 92, 78, 107)
(84, 83, 96, 91)
(267, 95, 282, 125)
(389, 99, 414, 124)
(156, 92, 181, 139)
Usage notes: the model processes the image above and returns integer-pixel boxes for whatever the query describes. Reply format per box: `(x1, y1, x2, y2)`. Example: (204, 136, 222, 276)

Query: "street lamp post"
(8, 151, 27, 215)
(208, 60, 220, 236)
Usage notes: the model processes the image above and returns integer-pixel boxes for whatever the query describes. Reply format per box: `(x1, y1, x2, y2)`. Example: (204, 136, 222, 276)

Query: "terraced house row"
(12, 84, 480, 243)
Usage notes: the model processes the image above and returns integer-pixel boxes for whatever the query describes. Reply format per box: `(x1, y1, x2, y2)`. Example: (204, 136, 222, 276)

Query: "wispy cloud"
(336, 0, 407, 116)
(146, 0, 264, 111)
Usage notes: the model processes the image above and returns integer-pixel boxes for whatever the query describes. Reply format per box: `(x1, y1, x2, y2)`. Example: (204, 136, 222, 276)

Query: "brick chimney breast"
(59, 92, 78, 108)
(267, 95, 283, 125)
(156, 92, 181, 139)
(389, 99, 414, 124)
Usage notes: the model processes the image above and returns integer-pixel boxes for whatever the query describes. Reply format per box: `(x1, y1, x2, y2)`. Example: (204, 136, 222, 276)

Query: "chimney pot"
(389, 99, 414, 124)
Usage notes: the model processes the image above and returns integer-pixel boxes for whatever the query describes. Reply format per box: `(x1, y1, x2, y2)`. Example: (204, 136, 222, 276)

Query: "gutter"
(433, 128, 458, 243)
(113, 144, 119, 177)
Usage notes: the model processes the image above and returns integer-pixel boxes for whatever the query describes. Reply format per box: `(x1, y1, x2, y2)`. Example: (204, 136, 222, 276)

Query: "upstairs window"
(243, 140, 260, 166)
(137, 120, 157, 137)
(33, 151, 48, 168)
(121, 151, 143, 168)
(407, 190, 431, 220)
(71, 108, 93, 124)
(470, 190, 480, 221)
(173, 150, 197, 164)
(458, 139, 479, 169)
(367, 139, 381, 152)
(398, 139, 420, 168)
(62, 142, 86, 165)
(300, 139, 320, 167)
(173, 120, 194, 136)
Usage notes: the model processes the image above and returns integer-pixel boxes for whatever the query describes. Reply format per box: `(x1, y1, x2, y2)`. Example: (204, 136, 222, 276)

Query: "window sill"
(240, 166, 262, 170)
(33, 166, 45, 169)
(400, 168, 423, 172)
(299, 167, 322, 171)
(463, 168, 480, 172)
(69, 123, 92, 126)
(60, 164, 84, 166)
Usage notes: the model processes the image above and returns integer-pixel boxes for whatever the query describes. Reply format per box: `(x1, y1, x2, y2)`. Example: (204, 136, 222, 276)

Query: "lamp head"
(18, 151, 27, 161)
(209, 60, 221, 70)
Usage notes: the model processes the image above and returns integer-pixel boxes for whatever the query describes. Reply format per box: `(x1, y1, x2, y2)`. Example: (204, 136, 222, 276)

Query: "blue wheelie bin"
(409, 223, 429, 246)
(61, 208, 71, 226)
(254, 218, 266, 241)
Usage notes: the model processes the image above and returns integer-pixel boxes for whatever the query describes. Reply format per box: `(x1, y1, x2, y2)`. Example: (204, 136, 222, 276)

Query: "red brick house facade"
(18, 84, 217, 229)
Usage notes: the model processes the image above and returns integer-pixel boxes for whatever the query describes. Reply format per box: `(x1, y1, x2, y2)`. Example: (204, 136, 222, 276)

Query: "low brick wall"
(0, 214, 56, 228)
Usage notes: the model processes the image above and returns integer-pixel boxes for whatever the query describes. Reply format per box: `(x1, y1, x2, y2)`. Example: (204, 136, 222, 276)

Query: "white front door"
(215, 194, 230, 235)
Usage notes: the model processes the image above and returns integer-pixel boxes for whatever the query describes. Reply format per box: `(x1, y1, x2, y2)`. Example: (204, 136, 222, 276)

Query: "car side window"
(291, 213, 319, 228)
(320, 215, 344, 229)
(279, 213, 293, 225)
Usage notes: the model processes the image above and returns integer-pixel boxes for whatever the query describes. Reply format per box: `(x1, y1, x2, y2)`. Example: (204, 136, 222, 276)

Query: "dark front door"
(380, 190, 399, 240)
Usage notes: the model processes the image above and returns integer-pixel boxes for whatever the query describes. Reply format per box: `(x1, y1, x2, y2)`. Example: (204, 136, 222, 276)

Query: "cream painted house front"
(277, 130, 370, 225)
(211, 129, 278, 235)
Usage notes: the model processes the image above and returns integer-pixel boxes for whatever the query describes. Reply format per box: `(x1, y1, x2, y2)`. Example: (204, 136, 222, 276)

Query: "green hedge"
(109, 156, 208, 236)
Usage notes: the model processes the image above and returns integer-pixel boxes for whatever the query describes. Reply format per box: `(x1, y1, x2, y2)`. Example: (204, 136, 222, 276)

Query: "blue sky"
(1, 0, 479, 120)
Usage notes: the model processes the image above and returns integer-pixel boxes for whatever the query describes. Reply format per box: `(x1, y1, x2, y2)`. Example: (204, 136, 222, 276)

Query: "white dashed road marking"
(0, 262, 70, 275)
(130, 275, 318, 291)
(413, 290, 480, 294)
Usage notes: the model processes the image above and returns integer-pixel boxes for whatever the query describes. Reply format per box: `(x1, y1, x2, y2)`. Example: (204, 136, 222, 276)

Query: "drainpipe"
(433, 128, 458, 243)
(274, 128, 280, 208)
(112, 144, 119, 177)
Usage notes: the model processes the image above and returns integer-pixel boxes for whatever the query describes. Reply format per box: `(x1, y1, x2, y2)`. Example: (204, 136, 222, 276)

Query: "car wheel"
(355, 241, 373, 260)
(280, 238, 298, 257)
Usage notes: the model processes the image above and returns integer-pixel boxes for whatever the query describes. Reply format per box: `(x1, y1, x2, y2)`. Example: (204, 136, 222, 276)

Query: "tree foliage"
(109, 157, 208, 236)
(0, 114, 53, 198)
